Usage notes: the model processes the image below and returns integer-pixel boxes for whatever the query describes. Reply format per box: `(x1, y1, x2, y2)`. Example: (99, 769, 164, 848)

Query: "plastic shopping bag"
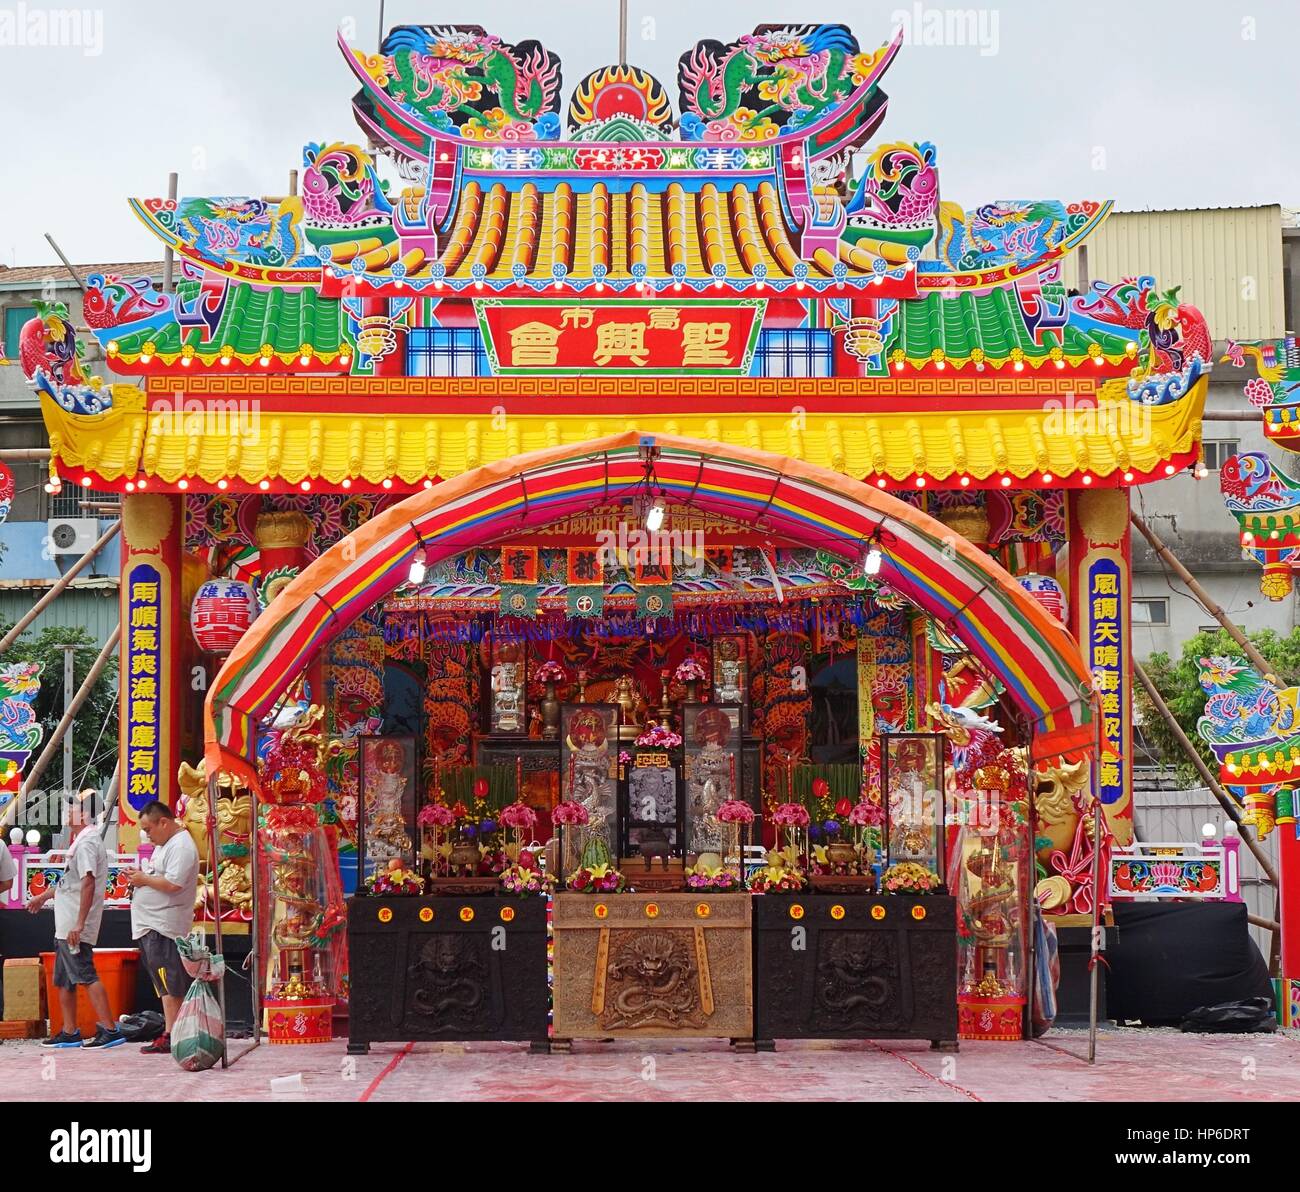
(172, 936, 227, 1071)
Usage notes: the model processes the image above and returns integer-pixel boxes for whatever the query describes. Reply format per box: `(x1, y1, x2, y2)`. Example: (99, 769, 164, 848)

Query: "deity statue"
(491, 660, 523, 732)
(686, 707, 735, 854)
(567, 708, 616, 855)
(715, 638, 744, 704)
(365, 738, 413, 865)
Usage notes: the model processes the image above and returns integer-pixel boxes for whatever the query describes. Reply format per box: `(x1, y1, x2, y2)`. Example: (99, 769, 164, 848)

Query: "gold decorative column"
(119, 492, 184, 848)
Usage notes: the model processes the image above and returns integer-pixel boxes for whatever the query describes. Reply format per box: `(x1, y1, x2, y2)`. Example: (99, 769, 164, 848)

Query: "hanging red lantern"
(835, 797, 853, 818)
(190, 577, 259, 654)
(812, 778, 829, 799)
(473, 777, 489, 799)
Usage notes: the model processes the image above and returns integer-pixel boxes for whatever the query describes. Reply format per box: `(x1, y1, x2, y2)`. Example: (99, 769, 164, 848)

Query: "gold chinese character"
(1093, 622, 1120, 645)
(129, 750, 154, 773)
(133, 629, 158, 652)
(560, 307, 594, 329)
(681, 321, 732, 367)
(1093, 645, 1119, 667)
(132, 582, 159, 603)
(130, 699, 154, 724)
(593, 321, 648, 366)
(1101, 692, 1120, 714)
(1099, 762, 1120, 787)
(130, 724, 157, 748)
(130, 605, 159, 628)
(1099, 670, 1119, 692)
(128, 774, 157, 797)
(131, 652, 158, 677)
(649, 308, 681, 330)
(1092, 573, 1118, 596)
(1092, 597, 1117, 620)
(130, 676, 157, 701)
(508, 321, 562, 367)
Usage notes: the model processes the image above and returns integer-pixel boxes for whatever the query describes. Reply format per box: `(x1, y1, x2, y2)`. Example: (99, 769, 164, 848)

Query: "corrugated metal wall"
(1060, 206, 1285, 342)
(0, 585, 119, 649)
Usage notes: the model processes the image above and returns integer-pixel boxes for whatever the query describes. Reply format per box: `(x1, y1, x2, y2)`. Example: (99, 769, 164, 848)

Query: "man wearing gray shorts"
(27, 792, 125, 1048)
(128, 800, 200, 1055)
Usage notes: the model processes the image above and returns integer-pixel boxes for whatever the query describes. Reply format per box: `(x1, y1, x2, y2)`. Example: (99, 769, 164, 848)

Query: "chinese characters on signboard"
(476, 299, 764, 374)
(124, 565, 163, 812)
(1087, 558, 1124, 806)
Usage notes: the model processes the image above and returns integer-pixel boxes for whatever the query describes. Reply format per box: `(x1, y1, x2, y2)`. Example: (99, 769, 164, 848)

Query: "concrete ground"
(0, 1027, 1295, 1101)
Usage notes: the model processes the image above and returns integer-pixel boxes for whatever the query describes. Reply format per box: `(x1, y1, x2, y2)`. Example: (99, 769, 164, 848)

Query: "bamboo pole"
(0, 520, 120, 655)
(18, 625, 120, 798)
(1130, 511, 1275, 681)
(0, 449, 53, 462)
(1133, 658, 1280, 886)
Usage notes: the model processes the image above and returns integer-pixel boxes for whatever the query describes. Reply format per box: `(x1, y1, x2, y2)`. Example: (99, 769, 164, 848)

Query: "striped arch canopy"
(205, 432, 1095, 788)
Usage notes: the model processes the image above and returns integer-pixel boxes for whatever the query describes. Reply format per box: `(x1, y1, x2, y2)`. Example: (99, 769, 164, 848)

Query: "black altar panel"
(753, 894, 958, 1045)
(346, 896, 549, 1048)
(1106, 901, 1273, 1025)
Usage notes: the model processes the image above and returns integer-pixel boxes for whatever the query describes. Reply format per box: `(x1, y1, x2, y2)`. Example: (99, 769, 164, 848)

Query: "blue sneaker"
(41, 1029, 83, 1048)
(82, 1026, 127, 1049)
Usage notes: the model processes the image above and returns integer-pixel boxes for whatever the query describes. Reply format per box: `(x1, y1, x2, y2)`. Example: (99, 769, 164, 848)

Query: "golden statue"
(177, 759, 254, 914)
(611, 674, 647, 731)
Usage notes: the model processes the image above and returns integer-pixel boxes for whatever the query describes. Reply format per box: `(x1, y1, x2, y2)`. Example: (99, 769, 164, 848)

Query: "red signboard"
(475, 299, 765, 375)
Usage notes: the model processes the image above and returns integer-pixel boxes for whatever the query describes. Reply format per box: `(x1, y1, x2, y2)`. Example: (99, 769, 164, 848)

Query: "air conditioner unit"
(46, 517, 97, 557)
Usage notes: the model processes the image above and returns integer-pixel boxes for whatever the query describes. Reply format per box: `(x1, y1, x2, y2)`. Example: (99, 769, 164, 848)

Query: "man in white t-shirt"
(26, 793, 125, 1048)
(128, 799, 200, 1055)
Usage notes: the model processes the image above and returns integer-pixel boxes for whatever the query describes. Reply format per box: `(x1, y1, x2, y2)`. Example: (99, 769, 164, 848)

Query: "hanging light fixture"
(408, 523, 428, 586)
(863, 544, 883, 576)
(645, 496, 666, 532)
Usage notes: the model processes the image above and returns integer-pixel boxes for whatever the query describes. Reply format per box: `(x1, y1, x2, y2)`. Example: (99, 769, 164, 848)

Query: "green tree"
(1136, 627, 1300, 784)
(1, 623, 118, 791)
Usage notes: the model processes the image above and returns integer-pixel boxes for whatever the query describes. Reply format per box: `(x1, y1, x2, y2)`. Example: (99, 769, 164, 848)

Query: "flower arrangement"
(498, 801, 539, 832)
(618, 750, 633, 766)
(770, 802, 811, 828)
(550, 801, 590, 826)
(848, 799, 884, 827)
(748, 864, 807, 894)
(882, 861, 943, 894)
(500, 860, 556, 897)
(417, 803, 455, 828)
(686, 865, 741, 892)
(534, 659, 568, 683)
(716, 799, 755, 825)
(635, 723, 682, 749)
(566, 863, 626, 893)
(674, 655, 708, 682)
(366, 858, 425, 896)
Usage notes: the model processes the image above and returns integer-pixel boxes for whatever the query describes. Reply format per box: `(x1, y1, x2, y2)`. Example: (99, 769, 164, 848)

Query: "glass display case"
(683, 703, 742, 861)
(880, 732, 945, 886)
(711, 635, 749, 725)
(486, 638, 527, 735)
(358, 734, 417, 880)
(561, 703, 619, 864)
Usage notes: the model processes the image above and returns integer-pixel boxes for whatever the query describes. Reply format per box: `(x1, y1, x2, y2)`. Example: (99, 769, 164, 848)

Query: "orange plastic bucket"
(39, 949, 140, 1037)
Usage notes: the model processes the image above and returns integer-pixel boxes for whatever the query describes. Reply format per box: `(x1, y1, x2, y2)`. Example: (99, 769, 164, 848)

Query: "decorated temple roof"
(27, 17, 1212, 495)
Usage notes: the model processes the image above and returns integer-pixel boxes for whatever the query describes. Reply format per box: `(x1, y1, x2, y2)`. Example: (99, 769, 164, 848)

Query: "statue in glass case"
(714, 637, 745, 704)
(564, 706, 618, 857)
(363, 737, 414, 867)
(685, 705, 739, 856)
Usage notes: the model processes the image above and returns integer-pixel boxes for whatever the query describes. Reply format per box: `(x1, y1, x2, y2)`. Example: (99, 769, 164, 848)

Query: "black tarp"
(1106, 902, 1273, 1025)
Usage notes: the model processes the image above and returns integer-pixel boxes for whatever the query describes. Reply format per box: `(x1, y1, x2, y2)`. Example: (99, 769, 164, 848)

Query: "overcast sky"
(3, 0, 1297, 266)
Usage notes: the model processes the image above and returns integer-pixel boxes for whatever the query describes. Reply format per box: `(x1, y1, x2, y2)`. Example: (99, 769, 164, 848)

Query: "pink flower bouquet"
(635, 724, 682, 749)
(566, 863, 626, 893)
(716, 799, 756, 824)
(771, 802, 811, 828)
(551, 801, 590, 826)
(500, 862, 556, 897)
(847, 799, 884, 827)
(498, 801, 539, 832)
(674, 655, 708, 682)
(417, 803, 455, 828)
(534, 659, 568, 683)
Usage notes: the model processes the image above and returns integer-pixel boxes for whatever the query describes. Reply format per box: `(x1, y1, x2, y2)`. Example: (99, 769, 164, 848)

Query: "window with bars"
(751, 328, 834, 378)
(1202, 439, 1239, 471)
(51, 486, 118, 519)
(406, 327, 490, 377)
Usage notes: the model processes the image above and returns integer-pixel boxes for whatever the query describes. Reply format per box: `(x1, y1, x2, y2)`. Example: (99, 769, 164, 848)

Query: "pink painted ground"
(0, 1028, 1294, 1101)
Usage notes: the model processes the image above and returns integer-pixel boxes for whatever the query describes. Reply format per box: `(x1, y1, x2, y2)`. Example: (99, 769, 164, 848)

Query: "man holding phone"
(128, 800, 200, 1055)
